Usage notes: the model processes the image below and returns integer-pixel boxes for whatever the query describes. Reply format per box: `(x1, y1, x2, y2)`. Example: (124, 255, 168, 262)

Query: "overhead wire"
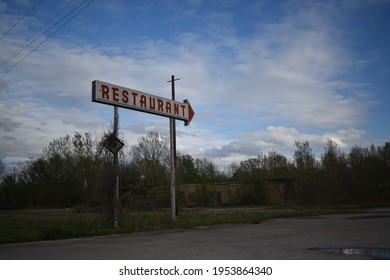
(0, 0, 96, 80)
(0, 0, 43, 40)
(1, 0, 75, 66)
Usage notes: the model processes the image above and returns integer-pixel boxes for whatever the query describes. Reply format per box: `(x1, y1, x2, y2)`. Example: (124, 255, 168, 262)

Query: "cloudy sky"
(1, 0, 389, 170)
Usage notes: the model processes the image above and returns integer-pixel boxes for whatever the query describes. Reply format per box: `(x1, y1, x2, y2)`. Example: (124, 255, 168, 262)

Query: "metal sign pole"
(113, 105, 119, 228)
(101, 106, 123, 229)
(169, 75, 180, 222)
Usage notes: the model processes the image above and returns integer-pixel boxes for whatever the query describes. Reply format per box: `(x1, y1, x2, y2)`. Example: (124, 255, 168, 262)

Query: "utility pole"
(168, 75, 180, 222)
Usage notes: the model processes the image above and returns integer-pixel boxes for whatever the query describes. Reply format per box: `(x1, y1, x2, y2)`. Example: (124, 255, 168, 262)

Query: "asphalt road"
(0, 208, 389, 260)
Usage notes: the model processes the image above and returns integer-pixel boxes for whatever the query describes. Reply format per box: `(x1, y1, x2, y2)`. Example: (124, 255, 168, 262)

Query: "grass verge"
(0, 206, 373, 245)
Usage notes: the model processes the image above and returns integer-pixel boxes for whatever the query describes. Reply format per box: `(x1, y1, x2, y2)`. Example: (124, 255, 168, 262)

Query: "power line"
(0, 0, 43, 40)
(0, 0, 96, 80)
(1, 0, 75, 66)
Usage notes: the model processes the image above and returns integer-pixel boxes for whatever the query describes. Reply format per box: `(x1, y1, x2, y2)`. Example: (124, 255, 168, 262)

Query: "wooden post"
(168, 75, 180, 222)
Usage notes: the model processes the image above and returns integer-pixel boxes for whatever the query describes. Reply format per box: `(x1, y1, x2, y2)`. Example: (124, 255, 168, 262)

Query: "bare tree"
(294, 141, 315, 170)
(0, 160, 4, 176)
(129, 132, 170, 186)
(195, 158, 218, 182)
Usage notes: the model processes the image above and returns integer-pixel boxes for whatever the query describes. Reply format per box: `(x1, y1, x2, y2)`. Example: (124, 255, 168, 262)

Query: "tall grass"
(0, 206, 366, 245)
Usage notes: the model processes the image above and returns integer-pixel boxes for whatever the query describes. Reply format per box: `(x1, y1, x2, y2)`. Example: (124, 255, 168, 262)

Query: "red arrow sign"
(92, 80, 195, 125)
(184, 99, 195, 126)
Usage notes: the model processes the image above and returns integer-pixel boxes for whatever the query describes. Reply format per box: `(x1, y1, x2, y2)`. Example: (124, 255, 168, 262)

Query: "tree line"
(229, 139, 390, 205)
(0, 131, 389, 210)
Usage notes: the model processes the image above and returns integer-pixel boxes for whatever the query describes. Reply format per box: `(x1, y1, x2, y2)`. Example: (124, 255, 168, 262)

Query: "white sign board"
(92, 80, 194, 125)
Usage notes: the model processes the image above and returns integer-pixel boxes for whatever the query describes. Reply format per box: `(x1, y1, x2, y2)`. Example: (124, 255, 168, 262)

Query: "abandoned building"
(122, 179, 301, 209)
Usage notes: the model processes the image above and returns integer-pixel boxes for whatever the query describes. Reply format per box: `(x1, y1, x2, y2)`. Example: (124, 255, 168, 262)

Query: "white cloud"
(0, 0, 381, 170)
(195, 126, 368, 168)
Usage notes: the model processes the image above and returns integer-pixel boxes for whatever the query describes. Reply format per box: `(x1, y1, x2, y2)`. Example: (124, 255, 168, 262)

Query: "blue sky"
(1, 0, 389, 170)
